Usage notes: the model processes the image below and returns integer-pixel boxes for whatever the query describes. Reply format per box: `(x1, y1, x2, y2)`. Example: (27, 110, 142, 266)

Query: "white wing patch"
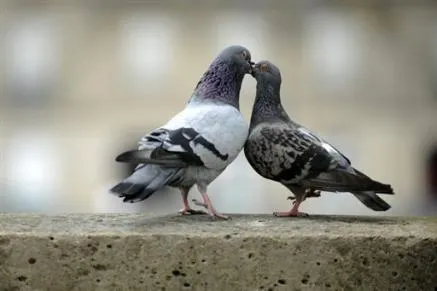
(142, 102, 248, 170)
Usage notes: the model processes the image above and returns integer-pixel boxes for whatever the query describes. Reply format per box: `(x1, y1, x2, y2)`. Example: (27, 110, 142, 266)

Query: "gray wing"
(296, 127, 393, 194)
(245, 123, 394, 194)
(244, 124, 338, 184)
(297, 127, 351, 169)
(115, 127, 210, 168)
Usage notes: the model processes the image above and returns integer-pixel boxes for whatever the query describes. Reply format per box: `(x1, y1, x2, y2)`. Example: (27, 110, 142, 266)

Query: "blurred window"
(119, 13, 175, 92)
(4, 12, 59, 107)
(303, 9, 362, 93)
(213, 12, 267, 59)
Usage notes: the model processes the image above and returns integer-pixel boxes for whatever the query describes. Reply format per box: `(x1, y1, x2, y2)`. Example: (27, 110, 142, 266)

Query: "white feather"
(163, 100, 248, 170)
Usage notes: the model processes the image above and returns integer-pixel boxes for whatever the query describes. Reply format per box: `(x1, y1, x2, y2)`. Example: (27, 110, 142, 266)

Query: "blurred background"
(1, 0, 437, 216)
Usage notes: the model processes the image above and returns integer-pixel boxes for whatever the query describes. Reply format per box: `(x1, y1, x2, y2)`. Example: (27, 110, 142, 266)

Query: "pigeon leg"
(273, 199, 308, 217)
(178, 187, 207, 215)
(274, 186, 309, 217)
(193, 185, 229, 220)
(287, 189, 321, 205)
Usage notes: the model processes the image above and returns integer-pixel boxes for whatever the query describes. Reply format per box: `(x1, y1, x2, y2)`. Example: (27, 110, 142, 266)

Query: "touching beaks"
(250, 64, 258, 77)
(248, 61, 255, 75)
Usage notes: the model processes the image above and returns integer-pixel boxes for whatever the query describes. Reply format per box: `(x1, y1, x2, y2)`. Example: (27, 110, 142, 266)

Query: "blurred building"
(1, 0, 437, 216)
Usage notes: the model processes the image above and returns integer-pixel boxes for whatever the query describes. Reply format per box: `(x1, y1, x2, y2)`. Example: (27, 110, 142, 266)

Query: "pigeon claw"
(192, 199, 208, 209)
(191, 199, 230, 220)
(273, 211, 309, 217)
(178, 208, 207, 216)
(304, 189, 322, 198)
(210, 213, 231, 220)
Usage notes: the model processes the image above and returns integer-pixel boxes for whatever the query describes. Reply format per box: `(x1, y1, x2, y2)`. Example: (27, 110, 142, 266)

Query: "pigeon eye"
(260, 63, 269, 72)
(242, 50, 249, 60)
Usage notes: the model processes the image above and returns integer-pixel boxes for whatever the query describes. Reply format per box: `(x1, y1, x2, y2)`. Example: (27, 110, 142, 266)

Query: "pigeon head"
(192, 45, 254, 109)
(249, 60, 289, 127)
(251, 60, 282, 88)
(215, 45, 254, 75)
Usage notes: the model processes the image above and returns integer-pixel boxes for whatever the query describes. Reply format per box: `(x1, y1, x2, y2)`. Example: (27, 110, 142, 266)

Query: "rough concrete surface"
(0, 213, 436, 291)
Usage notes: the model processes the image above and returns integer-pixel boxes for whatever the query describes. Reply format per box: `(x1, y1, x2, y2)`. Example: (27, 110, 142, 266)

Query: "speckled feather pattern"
(244, 61, 393, 211)
(245, 123, 336, 184)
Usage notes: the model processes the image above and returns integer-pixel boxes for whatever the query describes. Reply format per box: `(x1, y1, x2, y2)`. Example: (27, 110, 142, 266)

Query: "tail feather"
(109, 164, 183, 203)
(301, 169, 394, 194)
(110, 183, 145, 196)
(351, 191, 391, 211)
(352, 167, 394, 195)
(115, 148, 189, 167)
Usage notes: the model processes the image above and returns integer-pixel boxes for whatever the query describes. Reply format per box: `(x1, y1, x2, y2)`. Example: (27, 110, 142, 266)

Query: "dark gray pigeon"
(110, 45, 254, 219)
(244, 60, 394, 216)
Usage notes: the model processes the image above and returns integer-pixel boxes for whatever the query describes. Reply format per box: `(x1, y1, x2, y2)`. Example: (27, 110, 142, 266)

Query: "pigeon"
(110, 45, 253, 220)
(244, 60, 394, 217)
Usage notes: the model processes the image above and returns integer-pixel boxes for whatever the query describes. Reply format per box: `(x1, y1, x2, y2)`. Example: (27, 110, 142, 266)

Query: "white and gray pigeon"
(244, 60, 394, 217)
(110, 45, 254, 219)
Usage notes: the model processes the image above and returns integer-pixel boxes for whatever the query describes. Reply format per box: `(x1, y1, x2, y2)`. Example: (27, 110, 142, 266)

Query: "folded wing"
(246, 123, 393, 194)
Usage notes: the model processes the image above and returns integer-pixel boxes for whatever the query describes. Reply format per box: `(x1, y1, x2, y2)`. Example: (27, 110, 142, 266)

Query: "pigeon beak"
(248, 61, 255, 74)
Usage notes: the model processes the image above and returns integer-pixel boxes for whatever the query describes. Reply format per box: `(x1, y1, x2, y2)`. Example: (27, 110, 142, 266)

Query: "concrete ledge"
(0, 214, 436, 291)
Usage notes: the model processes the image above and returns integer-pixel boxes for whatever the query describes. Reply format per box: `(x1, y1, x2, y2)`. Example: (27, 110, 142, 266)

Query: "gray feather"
(300, 169, 394, 194)
(115, 148, 189, 167)
(351, 191, 391, 211)
(245, 60, 394, 212)
(110, 45, 253, 208)
(110, 164, 183, 203)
